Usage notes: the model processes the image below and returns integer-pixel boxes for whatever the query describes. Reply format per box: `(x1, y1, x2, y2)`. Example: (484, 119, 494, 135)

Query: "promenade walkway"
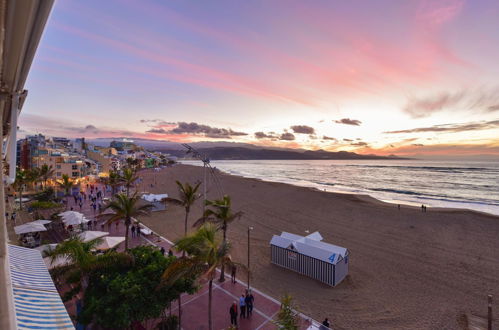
(59, 183, 322, 330)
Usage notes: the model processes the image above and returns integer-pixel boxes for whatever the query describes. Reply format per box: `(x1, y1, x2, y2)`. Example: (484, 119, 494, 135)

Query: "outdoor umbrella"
(59, 211, 83, 217)
(14, 223, 47, 235)
(77, 230, 109, 243)
(61, 212, 85, 225)
(95, 236, 125, 250)
(62, 216, 83, 226)
(29, 219, 52, 226)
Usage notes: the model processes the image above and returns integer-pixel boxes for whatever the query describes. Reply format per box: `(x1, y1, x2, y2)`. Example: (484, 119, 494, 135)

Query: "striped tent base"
(8, 245, 74, 329)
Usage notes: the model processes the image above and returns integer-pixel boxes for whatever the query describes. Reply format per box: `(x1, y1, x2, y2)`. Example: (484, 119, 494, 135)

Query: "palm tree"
(101, 193, 152, 250)
(26, 167, 41, 191)
(57, 174, 74, 209)
(120, 167, 138, 196)
(39, 164, 55, 189)
(108, 170, 121, 196)
(164, 181, 201, 240)
(47, 237, 132, 300)
(12, 169, 28, 210)
(194, 195, 243, 282)
(163, 224, 239, 330)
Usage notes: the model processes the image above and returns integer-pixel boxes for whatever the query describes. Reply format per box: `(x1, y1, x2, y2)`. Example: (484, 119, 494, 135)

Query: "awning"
(8, 245, 74, 329)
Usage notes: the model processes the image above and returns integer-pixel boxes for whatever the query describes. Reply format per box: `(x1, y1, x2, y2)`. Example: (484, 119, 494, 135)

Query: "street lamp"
(247, 226, 254, 291)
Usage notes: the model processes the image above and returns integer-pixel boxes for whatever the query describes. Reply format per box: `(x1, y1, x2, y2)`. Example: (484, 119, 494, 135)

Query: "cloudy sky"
(20, 0, 499, 158)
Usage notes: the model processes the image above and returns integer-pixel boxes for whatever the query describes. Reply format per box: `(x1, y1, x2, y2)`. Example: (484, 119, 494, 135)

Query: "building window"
(56, 172, 61, 177)
(72, 172, 79, 177)
(56, 164, 61, 169)
(72, 165, 77, 170)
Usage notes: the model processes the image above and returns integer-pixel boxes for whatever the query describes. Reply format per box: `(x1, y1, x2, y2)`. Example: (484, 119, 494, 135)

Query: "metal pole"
(203, 162, 207, 214)
(488, 294, 493, 330)
(247, 226, 253, 291)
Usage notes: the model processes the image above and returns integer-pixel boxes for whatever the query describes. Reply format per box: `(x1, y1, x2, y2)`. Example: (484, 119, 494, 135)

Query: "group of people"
(130, 224, 142, 237)
(72, 184, 105, 212)
(229, 290, 254, 326)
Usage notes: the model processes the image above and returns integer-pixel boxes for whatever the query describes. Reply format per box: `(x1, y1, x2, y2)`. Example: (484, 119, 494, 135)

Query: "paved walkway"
(59, 183, 322, 330)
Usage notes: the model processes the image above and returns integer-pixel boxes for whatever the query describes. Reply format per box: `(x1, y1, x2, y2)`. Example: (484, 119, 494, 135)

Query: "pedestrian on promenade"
(11, 212, 16, 225)
(239, 294, 246, 319)
(92, 203, 97, 213)
(137, 226, 141, 237)
(321, 318, 330, 329)
(229, 302, 238, 326)
(160, 247, 165, 255)
(231, 265, 237, 283)
(245, 290, 254, 316)
(131, 225, 136, 237)
(79, 201, 83, 210)
(168, 249, 173, 257)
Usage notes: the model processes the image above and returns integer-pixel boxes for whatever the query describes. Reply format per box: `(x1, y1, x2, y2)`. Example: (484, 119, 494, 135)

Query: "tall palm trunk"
(125, 217, 131, 250)
(219, 228, 227, 282)
(208, 279, 213, 330)
(182, 208, 190, 257)
(18, 188, 23, 210)
(178, 295, 182, 330)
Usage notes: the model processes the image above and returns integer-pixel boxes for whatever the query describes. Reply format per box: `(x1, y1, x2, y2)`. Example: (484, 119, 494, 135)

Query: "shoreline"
(137, 164, 499, 329)
(184, 163, 499, 219)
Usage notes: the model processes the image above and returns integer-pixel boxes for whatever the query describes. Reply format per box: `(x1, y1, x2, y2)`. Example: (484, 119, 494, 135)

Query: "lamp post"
(247, 226, 253, 291)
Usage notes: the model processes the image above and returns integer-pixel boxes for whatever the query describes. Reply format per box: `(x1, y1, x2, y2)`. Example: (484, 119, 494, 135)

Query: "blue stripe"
(17, 317, 73, 325)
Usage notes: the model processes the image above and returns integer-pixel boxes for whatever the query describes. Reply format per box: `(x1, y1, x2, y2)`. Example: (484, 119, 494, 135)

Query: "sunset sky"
(20, 0, 499, 158)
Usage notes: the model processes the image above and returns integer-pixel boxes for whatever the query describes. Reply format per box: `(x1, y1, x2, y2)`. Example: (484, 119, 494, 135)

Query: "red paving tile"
(57, 182, 321, 329)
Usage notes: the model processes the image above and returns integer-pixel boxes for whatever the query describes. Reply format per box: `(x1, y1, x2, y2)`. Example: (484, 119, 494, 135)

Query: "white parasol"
(77, 231, 109, 243)
(14, 223, 47, 235)
(29, 219, 52, 226)
(95, 236, 125, 250)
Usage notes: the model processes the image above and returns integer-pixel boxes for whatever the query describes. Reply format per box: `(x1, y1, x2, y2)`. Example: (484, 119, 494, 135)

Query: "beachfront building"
(32, 147, 90, 180)
(87, 147, 119, 175)
(16, 134, 47, 170)
(270, 231, 349, 286)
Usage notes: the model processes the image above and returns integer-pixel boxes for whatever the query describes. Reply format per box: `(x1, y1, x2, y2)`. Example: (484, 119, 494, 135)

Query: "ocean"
(181, 159, 499, 216)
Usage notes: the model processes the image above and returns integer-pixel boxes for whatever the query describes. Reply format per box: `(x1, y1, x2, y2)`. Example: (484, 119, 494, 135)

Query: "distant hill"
(154, 146, 405, 160)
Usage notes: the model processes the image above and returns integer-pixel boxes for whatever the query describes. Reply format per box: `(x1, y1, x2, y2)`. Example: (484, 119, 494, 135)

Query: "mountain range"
(87, 137, 404, 160)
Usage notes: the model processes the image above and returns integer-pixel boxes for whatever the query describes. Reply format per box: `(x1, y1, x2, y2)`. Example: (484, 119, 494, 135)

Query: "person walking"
(229, 302, 238, 327)
(231, 265, 237, 283)
(245, 290, 254, 316)
(131, 225, 136, 238)
(239, 294, 246, 319)
(321, 318, 330, 329)
(168, 249, 173, 257)
(160, 247, 165, 255)
(92, 203, 97, 214)
(137, 226, 141, 237)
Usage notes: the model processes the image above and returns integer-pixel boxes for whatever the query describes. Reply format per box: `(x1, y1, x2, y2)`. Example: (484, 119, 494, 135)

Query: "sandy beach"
(136, 164, 499, 330)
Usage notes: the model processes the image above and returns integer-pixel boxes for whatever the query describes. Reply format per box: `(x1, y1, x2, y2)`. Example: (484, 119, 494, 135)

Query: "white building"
(270, 231, 349, 286)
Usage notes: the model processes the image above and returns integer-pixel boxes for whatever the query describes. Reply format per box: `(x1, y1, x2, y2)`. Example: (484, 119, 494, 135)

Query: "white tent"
(14, 223, 47, 235)
(142, 193, 168, 202)
(77, 231, 109, 243)
(95, 236, 125, 250)
(29, 219, 52, 226)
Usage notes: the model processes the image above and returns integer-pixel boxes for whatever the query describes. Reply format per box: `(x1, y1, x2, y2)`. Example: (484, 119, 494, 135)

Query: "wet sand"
(136, 165, 499, 330)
